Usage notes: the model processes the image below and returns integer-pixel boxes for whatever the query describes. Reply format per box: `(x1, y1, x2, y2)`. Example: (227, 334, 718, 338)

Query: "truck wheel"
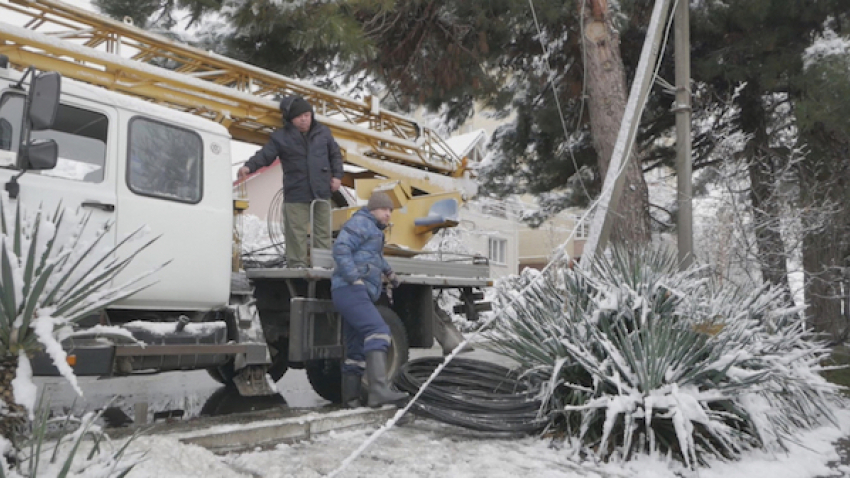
(206, 308, 239, 385)
(208, 338, 288, 385)
(304, 359, 342, 403)
(266, 339, 289, 382)
(206, 304, 289, 385)
(207, 366, 228, 384)
(305, 305, 410, 404)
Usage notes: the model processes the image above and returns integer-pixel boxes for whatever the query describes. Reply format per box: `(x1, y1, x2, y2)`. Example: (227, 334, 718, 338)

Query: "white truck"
(0, 0, 491, 401)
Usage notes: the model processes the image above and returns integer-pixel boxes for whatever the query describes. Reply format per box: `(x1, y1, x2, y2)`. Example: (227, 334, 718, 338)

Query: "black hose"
(394, 357, 548, 434)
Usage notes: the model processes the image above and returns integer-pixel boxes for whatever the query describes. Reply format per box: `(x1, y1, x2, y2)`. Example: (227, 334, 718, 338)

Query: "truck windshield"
(0, 91, 107, 182)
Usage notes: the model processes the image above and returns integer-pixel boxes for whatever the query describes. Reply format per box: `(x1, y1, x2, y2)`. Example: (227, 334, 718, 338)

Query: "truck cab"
(0, 57, 271, 387)
(0, 60, 234, 312)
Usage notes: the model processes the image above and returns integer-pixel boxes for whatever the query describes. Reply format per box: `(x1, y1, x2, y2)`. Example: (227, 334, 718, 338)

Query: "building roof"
(444, 129, 487, 159)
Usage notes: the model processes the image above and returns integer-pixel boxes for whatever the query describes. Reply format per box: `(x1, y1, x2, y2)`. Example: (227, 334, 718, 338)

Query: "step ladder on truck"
(0, 0, 492, 400)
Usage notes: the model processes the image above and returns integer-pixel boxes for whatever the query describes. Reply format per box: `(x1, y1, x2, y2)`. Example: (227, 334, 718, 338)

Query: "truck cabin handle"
(81, 201, 115, 212)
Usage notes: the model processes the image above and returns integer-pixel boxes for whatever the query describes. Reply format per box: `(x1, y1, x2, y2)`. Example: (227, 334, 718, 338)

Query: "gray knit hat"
(286, 97, 313, 121)
(367, 191, 394, 211)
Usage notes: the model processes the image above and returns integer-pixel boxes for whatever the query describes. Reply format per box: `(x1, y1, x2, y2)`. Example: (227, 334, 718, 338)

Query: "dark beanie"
(367, 191, 394, 211)
(286, 97, 313, 121)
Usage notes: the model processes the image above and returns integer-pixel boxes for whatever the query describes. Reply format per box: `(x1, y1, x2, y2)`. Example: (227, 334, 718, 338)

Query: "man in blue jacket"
(238, 96, 344, 268)
(331, 191, 408, 408)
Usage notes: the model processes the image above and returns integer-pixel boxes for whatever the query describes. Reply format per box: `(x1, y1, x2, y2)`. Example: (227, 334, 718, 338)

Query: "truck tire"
(206, 365, 230, 385)
(305, 305, 410, 403)
(206, 296, 288, 385)
(207, 339, 288, 385)
(266, 339, 289, 382)
(206, 309, 239, 385)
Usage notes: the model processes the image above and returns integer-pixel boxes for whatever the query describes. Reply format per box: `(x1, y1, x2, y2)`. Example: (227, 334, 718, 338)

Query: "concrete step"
(111, 405, 404, 454)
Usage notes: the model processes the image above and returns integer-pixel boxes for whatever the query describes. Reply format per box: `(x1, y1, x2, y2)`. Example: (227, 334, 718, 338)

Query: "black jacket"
(244, 120, 343, 203)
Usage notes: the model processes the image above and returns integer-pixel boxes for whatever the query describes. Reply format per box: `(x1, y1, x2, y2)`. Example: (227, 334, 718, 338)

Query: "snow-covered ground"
(120, 407, 850, 478)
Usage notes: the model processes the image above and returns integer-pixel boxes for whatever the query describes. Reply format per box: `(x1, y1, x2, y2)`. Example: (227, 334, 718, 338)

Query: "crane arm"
(0, 0, 464, 177)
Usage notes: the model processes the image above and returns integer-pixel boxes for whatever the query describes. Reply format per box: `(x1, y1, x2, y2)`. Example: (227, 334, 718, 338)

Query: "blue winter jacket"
(331, 207, 392, 302)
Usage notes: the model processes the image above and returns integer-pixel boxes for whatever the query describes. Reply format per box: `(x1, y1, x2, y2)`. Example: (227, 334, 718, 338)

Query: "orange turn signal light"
(66, 355, 77, 367)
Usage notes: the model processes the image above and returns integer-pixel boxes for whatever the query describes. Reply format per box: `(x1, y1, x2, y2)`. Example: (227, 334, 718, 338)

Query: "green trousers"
(284, 200, 331, 268)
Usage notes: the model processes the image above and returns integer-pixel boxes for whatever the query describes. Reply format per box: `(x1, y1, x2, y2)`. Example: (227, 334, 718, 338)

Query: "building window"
(488, 237, 507, 264)
(481, 201, 507, 218)
(128, 117, 203, 203)
(574, 216, 590, 239)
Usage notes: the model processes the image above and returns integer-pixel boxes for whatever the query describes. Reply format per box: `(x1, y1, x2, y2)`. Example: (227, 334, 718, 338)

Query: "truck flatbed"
(246, 249, 492, 288)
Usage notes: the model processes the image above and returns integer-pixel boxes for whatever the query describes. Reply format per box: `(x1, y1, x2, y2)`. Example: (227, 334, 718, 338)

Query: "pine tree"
(691, 0, 850, 339)
(796, 43, 850, 341)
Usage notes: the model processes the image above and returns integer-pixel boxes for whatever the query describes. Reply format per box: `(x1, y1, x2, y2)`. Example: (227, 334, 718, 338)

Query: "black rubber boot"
(365, 350, 408, 408)
(341, 372, 363, 408)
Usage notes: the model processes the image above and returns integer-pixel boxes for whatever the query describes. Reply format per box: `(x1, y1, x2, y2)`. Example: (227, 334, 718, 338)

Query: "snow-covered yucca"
(0, 195, 161, 465)
(11, 396, 143, 478)
(485, 245, 845, 467)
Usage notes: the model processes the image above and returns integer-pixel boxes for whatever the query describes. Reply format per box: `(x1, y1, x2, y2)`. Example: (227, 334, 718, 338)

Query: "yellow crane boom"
(0, 0, 465, 180)
(0, 0, 475, 250)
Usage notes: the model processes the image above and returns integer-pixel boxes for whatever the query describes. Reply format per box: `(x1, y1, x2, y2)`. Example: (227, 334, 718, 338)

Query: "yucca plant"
(485, 245, 845, 468)
(0, 195, 161, 459)
(4, 395, 144, 477)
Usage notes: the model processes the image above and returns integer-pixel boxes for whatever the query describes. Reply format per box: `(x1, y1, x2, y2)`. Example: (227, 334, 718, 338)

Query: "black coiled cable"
(267, 187, 286, 258)
(394, 357, 548, 434)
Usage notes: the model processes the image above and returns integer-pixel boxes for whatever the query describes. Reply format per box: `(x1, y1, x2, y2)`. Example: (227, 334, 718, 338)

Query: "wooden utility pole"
(582, 0, 673, 265)
(674, 0, 693, 269)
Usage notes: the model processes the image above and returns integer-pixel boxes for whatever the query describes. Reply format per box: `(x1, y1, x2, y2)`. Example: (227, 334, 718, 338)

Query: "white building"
(452, 197, 587, 280)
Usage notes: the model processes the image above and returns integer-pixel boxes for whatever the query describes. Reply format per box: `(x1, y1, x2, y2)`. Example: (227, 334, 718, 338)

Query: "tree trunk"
(798, 124, 850, 343)
(580, 0, 652, 246)
(736, 81, 792, 302)
(0, 355, 26, 457)
(748, 156, 792, 302)
(801, 215, 847, 342)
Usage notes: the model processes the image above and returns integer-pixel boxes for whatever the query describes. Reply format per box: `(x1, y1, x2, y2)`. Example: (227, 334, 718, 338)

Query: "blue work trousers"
(332, 284, 391, 375)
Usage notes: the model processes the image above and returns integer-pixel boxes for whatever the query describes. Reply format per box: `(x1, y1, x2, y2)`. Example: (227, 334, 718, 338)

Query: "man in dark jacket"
(331, 191, 408, 408)
(238, 96, 344, 268)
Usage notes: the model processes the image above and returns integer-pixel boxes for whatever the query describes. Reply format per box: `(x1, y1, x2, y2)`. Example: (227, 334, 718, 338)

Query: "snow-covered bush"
(7, 399, 143, 478)
(485, 245, 845, 467)
(424, 227, 488, 331)
(0, 196, 161, 461)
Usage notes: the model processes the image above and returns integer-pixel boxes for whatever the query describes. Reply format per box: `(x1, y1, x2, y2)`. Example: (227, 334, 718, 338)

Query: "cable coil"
(394, 357, 547, 434)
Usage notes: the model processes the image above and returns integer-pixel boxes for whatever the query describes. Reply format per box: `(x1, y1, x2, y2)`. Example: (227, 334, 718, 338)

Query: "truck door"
(0, 90, 117, 247)
(113, 115, 232, 310)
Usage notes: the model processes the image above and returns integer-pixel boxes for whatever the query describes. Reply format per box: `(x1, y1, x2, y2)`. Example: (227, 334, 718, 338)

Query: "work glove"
(387, 271, 400, 289)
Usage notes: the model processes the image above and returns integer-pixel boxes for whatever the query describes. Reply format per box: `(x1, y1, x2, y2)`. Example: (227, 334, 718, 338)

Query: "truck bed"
(245, 249, 491, 287)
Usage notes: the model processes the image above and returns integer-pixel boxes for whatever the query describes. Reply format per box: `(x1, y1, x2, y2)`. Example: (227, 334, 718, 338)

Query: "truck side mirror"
(28, 71, 60, 131)
(23, 139, 57, 170)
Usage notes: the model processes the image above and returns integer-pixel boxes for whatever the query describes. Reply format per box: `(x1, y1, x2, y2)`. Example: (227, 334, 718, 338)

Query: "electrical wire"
(267, 187, 287, 258)
(528, 0, 592, 202)
(238, 187, 287, 269)
(394, 357, 547, 434)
